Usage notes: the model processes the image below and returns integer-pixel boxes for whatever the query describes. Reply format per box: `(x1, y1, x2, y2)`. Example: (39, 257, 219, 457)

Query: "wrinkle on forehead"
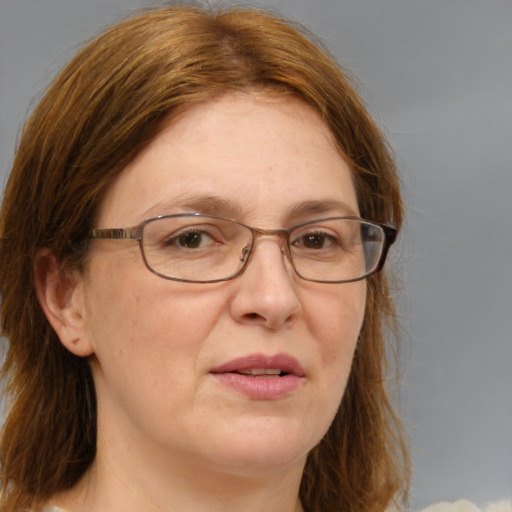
(96, 91, 357, 228)
(141, 194, 359, 225)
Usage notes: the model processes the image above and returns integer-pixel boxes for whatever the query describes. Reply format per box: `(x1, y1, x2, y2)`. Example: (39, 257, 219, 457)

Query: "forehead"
(97, 92, 358, 227)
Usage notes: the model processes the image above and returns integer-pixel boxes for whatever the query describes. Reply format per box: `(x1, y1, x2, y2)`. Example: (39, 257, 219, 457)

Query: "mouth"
(209, 353, 305, 400)
(210, 353, 305, 378)
(236, 368, 287, 377)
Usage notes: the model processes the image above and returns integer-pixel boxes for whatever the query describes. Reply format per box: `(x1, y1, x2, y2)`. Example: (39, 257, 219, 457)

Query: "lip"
(209, 353, 305, 400)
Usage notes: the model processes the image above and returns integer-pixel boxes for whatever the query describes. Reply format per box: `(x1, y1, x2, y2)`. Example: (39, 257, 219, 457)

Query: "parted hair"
(0, 3, 409, 511)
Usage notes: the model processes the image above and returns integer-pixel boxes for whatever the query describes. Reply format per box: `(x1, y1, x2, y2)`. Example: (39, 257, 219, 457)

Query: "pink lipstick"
(210, 353, 305, 400)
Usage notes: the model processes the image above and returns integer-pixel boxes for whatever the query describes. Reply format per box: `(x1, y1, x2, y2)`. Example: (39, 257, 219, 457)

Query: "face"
(78, 92, 366, 477)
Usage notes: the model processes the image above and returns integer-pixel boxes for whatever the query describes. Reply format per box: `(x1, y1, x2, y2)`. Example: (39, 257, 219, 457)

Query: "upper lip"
(210, 353, 306, 377)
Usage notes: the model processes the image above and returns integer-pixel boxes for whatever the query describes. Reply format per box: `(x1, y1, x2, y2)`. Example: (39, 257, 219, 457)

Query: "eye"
(293, 231, 338, 250)
(165, 229, 217, 249)
(302, 233, 331, 249)
(177, 231, 210, 248)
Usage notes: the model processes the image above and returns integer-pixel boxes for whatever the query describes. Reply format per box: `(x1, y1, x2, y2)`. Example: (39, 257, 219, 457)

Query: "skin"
(37, 92, 366, 512)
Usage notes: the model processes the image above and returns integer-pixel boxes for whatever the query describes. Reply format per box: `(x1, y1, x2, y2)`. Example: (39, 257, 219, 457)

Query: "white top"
(421, 501, 512, 512)
(42, 500, 512, 512)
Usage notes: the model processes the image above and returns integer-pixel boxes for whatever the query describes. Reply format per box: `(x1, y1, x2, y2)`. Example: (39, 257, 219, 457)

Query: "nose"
(229, 237, 302, 330)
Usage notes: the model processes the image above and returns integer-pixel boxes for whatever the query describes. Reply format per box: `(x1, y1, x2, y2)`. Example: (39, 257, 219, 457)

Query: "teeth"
(238, 368, 282, 376)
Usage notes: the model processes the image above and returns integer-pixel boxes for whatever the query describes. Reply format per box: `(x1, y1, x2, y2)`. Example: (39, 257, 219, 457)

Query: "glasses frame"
(90, 213, 397, 284)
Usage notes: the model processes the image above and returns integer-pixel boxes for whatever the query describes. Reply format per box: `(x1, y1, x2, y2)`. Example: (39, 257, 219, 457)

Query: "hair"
(0, 3, 410, 511)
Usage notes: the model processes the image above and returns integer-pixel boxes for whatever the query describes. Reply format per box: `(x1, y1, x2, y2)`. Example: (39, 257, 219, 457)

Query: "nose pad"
(243, 238, 291, 263)
(240, 246, 250, 263)
(238, 232, 294, 277)
(279, 238, 292, 262)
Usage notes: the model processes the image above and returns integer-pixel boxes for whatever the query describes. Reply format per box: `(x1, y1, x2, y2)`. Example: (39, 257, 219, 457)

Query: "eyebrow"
(142, 195, 359, 224)
(287, 199, 359, 219)
(142, 194, 244, 220)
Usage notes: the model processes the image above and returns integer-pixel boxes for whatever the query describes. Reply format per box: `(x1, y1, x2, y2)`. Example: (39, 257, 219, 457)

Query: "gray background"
(1, 0, 511, 509)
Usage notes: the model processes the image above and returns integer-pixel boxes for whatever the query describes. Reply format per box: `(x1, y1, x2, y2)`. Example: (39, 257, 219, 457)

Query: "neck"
(50, 433, 306, 512)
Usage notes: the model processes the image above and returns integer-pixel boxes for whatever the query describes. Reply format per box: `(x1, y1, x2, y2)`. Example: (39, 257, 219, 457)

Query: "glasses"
(90, 213, 396, 283)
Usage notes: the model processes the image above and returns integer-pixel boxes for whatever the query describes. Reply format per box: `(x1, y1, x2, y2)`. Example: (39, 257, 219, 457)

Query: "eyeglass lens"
(140, 215, 386, 283)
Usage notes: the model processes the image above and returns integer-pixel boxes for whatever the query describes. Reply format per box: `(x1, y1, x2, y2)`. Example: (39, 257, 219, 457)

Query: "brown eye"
(302, 234, 328, 249)
(178, 232, 204, 248)
(161, 229, 217, 250)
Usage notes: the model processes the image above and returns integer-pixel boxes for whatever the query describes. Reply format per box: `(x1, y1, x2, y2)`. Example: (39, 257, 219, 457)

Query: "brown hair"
(0, 4, 409, 511)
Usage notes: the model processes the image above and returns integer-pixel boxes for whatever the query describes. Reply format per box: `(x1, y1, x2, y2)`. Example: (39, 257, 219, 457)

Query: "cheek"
(289, 282, 365, 450)
(304, 282, 366, 396)
(83, 265, 232, 430)
(305, 281, 366, 354)
(83, 257, 229, 371)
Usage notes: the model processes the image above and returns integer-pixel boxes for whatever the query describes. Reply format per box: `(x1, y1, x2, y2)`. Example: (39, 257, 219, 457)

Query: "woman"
(0, 4, 409, 512)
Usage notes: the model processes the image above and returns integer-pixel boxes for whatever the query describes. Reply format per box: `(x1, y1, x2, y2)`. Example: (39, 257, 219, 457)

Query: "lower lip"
(211, 373, 304, 400)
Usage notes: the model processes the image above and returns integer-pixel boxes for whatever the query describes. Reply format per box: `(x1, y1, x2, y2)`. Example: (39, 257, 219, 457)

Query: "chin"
(213, 446, 309, 477)
(199, 419, 322, 475)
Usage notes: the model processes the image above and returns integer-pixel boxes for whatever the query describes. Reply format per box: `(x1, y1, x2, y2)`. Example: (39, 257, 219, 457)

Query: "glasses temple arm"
(90, 227, 143, 240)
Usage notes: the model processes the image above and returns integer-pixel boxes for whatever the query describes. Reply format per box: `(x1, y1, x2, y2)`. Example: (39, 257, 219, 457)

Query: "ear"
(34, 249, 94, 357)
